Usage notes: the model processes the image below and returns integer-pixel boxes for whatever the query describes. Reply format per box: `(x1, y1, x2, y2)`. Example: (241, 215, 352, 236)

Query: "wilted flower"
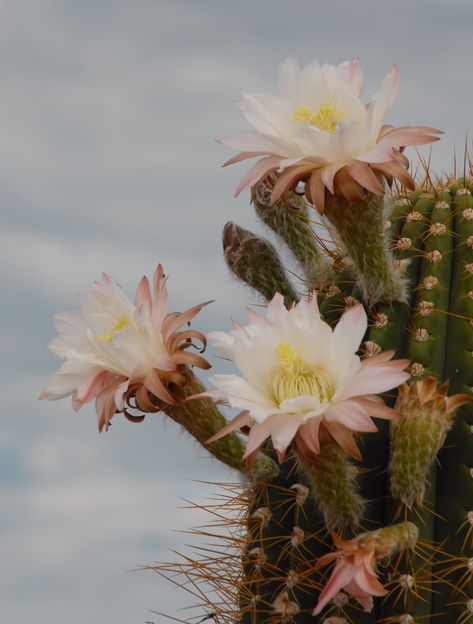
(220, 58, 441, 212)
(40, 265, 210, 431)
(202, 292, 409, 461)
(313, 522, 418, 615)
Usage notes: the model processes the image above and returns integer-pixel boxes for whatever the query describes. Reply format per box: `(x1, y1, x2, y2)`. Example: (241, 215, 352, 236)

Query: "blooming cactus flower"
(313, 522, 418, 615)
(40, 265, 210, 431)
(220, 58, 442, 212)
(203, 292, 409, 461)
(313, 532, 388, 614)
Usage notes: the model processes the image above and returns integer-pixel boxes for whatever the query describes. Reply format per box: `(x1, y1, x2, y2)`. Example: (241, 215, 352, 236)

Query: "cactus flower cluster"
(40, 57, 473, 624)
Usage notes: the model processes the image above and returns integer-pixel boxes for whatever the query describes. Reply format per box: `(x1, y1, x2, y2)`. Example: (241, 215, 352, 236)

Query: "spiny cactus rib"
(431, 186, 473, 624)
(319, 269, 356, 325)
(222, 221, 298, 306)
(377, 192, 452, 622)
(166, 370, 279, 482)
(253, 181, 335, 289)
(241, 457, 312, 624)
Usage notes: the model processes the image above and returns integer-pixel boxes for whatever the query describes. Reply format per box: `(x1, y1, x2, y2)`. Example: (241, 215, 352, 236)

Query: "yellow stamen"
(97, 318, 129, 341)
(272, 342, 334, 405)
(292, 106, 313, 125)
(292, 96, 348, 134)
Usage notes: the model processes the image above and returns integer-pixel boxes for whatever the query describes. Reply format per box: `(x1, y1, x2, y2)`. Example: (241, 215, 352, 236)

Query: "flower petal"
(323, 421, 361, 460)
(244, 420, 272, 457)
(341, 365, 410, 400)
(333, 304, 368, 359)
(338, 58, 364, 96)
(266, 292, 289, 326)
(313, 561, 355, 615)
(324, 400, 378, 432)
(268, 413, 303, 453)
(235, 155, 281, 196)
(206, 410, 253, 444)
(367, 65, 400, 139)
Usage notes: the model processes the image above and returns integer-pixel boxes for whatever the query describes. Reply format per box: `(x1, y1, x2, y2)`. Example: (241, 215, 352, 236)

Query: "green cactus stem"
(431, 186, 473, 623)
(319, 268, 356, 325)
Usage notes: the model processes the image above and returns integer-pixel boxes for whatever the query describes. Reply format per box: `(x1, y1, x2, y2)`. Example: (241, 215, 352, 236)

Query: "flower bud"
(222, 222, 298, 305)
(390, 377, 472, 507)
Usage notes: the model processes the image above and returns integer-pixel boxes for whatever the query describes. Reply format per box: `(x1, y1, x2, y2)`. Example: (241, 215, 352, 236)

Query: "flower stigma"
(292, 96, 348, 133)
(97, 317, 130, 342)
(272, 342, 334, 405)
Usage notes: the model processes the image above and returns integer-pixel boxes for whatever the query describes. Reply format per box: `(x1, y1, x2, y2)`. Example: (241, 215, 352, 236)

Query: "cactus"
(39, 56, 473, 624)
(150, 176, 473, 624)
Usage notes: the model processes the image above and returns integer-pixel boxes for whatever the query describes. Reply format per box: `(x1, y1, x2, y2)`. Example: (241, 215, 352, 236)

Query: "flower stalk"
(295, 440, 365, 531)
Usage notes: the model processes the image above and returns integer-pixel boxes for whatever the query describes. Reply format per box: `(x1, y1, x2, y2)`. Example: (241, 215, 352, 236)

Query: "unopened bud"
(222, 222, 298, 305)
(390, 378, 472, 507)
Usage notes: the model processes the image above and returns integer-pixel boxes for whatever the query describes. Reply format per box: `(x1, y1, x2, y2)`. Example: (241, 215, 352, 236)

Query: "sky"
(2, 1, 473, 622)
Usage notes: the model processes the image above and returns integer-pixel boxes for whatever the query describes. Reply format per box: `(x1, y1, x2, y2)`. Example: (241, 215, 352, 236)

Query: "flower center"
(272, 343, 334, 405)
(97, 317, 129, 342)
(293, 96, 347, 133)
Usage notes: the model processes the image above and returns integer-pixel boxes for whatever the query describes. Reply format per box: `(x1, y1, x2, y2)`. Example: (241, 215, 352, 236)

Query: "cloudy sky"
(2, 1, 473, 622)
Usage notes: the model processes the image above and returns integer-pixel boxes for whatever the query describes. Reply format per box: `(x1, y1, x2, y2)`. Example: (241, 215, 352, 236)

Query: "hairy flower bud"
(222, 222, 298, 305)
(390, 377, 472, 507)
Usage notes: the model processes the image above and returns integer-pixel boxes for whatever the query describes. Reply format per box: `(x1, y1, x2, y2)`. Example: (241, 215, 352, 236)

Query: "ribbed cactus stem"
(167, 370, 279, 482)
(296, 443, 364, 531)
(253, 181, 334, 289)
(222, 222, 298, 305)
(324, 192, 407, 304)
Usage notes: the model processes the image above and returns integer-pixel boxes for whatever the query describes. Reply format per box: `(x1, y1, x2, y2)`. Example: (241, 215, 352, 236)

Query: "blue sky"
(2, 1, 473, 622)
